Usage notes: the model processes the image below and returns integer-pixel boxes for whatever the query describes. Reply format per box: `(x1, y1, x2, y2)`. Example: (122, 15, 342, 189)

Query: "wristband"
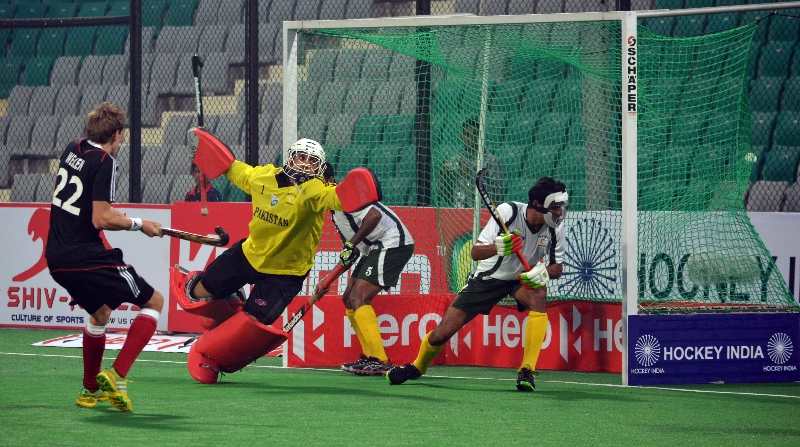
(129, 218, 143, 231)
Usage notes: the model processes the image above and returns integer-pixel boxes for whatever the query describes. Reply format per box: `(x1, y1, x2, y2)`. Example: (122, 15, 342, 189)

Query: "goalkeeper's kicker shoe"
(385, 363, 422, 385)
(516, 368, 538, 392)
(341, 354, 368, 372)
(97, 368, 133, 412)
(352, 357, 393, 376)
(76, 388, 108, 408)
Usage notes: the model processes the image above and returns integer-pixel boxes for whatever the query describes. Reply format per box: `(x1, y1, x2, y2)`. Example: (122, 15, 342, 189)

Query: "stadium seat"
(758, 41, 796, 78)
(641, 17, 675, 37)
(783, 182, 800, 212)
(370, 82, 400, 116)
(142, 0, 168, 34)
(749, 76, 785, 112)
(95, 26, 128, 55)
(22, 57, 55, 87)
(267, 114, 283, 146)
(65, 27, 96, 56)
(164, 145, 192, 175)
(148, 53, 180, 96)
(315, 82, 349, 115)
(54, 85, 82, 117)
(295, 0, 320, 20)
(225, 24, 245, 64)
(0, 4, 17, 20)
(28, 85, 58, 116)
(298, 114, 329, 146)
(162, 114, 196, 146)
(265, 0, 296, 23)
(142, 173, 172, 204)
(28, 115, 62, 157)
(102, 54, 129, 85)
(10, 28, 41, 59)
(351, 115, 387, 148)
(318, 0, 346, 20)
(217, 0, 244, 25)
(673, 15, 706, 38)
(382, 175, 416, 206)
(6, 116, 35, 153)
(536, 112, 570, 146)
(334, 49, 367, 84)
(307, 49, 339, 84)
(168, 174, 195, 203)
(37, 28, 67, 58)
(197, 25, 230, 55)
(782, 76, 800, 112)
(154, 26, 202, 54)
(762, 146, 800, 183)
(172, 52, 229, 95)
(107, 1, 131, 17)
(746, 180, 788, 211)
(259, 143, 282, 167)
(260, 83, 282, 115)
(706, 12, 740, 33)
(552, 79, 581, 115)
(256, 113, 273, 146)
(49, 56, 81, 86)
(78, 85, 109, 115)
(166, 0, 200, 27)
(384, 114, 415, 147)
(0, 116, 10, 146)
(14, 4, 47, 19)
(343, 84, 376, 116)
(742, 10, 771, 43)
(141, 145, 170, 175)
(324, 114, 358, 148)
(10, 174, 42, 203)
(0, 58, 24, 99)
(258, 22, 281, 64)
(6, 85, 34, 116)
(399, 83, 417, 115)
(106, 84, 130, 114)
(751, 111, 777, 147)
(54, 115, 87, 155)
(77, 2, 109, 18)
(213, 114, 244, 146)
(767, 10, 800, 42)
(773, 112, 800, 147)
(35, 173, 56, 203)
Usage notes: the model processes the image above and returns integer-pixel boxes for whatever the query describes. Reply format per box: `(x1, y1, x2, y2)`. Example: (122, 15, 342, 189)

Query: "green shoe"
(76, 388, 108, 408)
(96, 368, 132, 412)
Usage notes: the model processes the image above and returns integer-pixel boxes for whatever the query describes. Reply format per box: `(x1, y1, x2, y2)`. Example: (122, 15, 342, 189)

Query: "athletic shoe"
(340, 354, 368, 372)
(385, 363, 422, 385)
(96, 368, 132, 412)
(352, 357, 393, 376)
(516, 368, 538, 392)
(76, 388, 108, 408)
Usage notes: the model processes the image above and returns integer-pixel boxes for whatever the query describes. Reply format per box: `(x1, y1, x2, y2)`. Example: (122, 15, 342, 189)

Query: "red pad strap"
(335, 167, 382, 212)
(188, 127, 235, 179)
(187, 312, 287, 384)
(170, 267, 240, 324)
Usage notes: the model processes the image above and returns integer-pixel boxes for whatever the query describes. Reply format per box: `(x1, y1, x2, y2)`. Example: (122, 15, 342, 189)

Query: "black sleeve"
(93, 155, 115, 202)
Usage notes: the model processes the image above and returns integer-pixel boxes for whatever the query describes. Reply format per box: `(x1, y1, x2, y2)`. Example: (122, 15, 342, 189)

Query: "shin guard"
(187, 312, 288, 384)
(170, 266, 240, 325)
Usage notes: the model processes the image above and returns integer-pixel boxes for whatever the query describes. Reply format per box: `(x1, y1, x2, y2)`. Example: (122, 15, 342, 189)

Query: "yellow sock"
(346, 309, 368, 356)
(413, 332, 444, 374)
(353, 305, 387, 362)
(519, 311, 548, 373)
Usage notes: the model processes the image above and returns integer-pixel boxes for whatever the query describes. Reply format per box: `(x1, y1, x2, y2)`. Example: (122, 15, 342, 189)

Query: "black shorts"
(48, 248, 155, 315)
(451, 277, 524, 315)
(202, 239, 307, 324)
(352, 244, 414, 289)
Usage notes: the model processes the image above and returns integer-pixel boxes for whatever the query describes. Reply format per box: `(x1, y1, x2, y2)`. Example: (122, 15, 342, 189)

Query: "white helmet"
(284, 138, 326, 183)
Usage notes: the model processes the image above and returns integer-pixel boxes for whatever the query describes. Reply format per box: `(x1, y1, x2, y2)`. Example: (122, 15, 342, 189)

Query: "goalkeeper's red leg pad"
(335, 167, 382, 212)
(170, 267, 239, 324)
(187, 312, 288, 384)
(188, 127, 235, 179)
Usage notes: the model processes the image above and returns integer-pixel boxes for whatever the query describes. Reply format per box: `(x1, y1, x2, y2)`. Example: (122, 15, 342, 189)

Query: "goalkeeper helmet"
(284, 138, 326, 183)
(529, 177, 568, 228)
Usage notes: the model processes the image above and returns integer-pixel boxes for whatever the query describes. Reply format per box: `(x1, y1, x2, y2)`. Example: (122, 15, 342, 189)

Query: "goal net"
(284, 13, 797, 314)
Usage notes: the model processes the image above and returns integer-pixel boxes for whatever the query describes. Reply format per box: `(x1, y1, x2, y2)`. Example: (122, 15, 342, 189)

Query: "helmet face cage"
(284, 139, 326, 183)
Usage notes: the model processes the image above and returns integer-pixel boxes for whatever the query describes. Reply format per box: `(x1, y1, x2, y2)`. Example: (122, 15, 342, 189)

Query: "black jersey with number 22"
(46, 138, 118, 263)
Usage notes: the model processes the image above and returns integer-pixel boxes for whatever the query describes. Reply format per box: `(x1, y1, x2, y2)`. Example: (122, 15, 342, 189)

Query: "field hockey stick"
(283, 255, 358, 333)
(159, 226, 229, 247)
(475, 168, 532, 271)
(191, 54, 209, 216)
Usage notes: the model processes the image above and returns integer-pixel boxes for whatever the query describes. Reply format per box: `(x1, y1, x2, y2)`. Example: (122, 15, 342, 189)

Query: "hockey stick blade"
(160, 226, 229, 247)
(475, 168, 532, 271)
(283, 257, 357, 332)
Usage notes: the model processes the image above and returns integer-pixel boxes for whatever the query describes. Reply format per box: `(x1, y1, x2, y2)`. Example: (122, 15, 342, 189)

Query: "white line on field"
(2, 351, 798, 399)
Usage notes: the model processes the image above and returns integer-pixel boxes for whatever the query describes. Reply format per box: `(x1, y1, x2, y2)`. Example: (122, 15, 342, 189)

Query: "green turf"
(1, 328, 799, 446)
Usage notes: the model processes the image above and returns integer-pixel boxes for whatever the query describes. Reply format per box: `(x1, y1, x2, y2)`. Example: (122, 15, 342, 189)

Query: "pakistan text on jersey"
(65, 152, 85, 171)
(253, 207, 289, 227)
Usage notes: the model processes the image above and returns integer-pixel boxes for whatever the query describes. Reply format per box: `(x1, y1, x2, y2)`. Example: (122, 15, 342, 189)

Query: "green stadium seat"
(751, 111, 777, 147)
(484, 111, 507, 149)
(741, 11, 770, 43)
(762, 146, 800, 183)
(551, 79, 581, 115)
(642, 16, 675, 37)
(773, 112, 800, 146)
(490, 79, 524, 114)
(337, 146, 369, 175)
(95, 26, 128, 55)
(368, 147, 400, 180)
(107, 1, 131, 17)
(23, 57, 56, 87)
(521, 80, 556, 114)
(506, 112, 538, 146)
(143, 0, 169, 34)
(706, 13, 740, 34)
(383, 114, 415, 147)
(166, 0, 200, 27)
(758, 41, 796, 78)
(77, 2, 109, 18)
(65, 27, 96, 56)
(536, 112, 570, 146)
(382, 175, 416, 206)
(351, 115, 387, 148)
(15, 4, 47, 19)
(37, 28, 67, 57)
(767, 9, 800, 42)
(46, 3, 78, 19)
(673, 15, 706, 38)
(782, 77, 800, 112)
(0, 4, 17, 20)
(0, 58, 24, 98)
(10, 28, 41, 59)
(749, 77, 784, 113)
(747, 41, 762, 80)
(654, 0, 683, 9)
(0, 28, 12, 54)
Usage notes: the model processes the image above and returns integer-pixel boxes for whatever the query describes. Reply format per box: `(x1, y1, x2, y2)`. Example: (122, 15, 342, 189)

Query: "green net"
(292, 18, 798, 313)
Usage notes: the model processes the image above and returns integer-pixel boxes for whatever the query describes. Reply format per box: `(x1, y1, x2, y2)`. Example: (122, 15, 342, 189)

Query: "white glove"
(519, 262, 549, 290)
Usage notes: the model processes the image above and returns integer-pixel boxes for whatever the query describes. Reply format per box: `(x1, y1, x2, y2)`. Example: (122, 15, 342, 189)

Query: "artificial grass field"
(1, 328, 798, 446)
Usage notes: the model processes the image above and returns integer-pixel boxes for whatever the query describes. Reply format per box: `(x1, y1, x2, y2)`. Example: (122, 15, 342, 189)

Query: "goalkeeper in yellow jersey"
(387, 177, 567, 391)
(172, 134, 381, 384)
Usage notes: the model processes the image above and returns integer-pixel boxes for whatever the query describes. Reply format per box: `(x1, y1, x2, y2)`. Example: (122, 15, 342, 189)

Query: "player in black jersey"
(46, 102, 164, 412)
